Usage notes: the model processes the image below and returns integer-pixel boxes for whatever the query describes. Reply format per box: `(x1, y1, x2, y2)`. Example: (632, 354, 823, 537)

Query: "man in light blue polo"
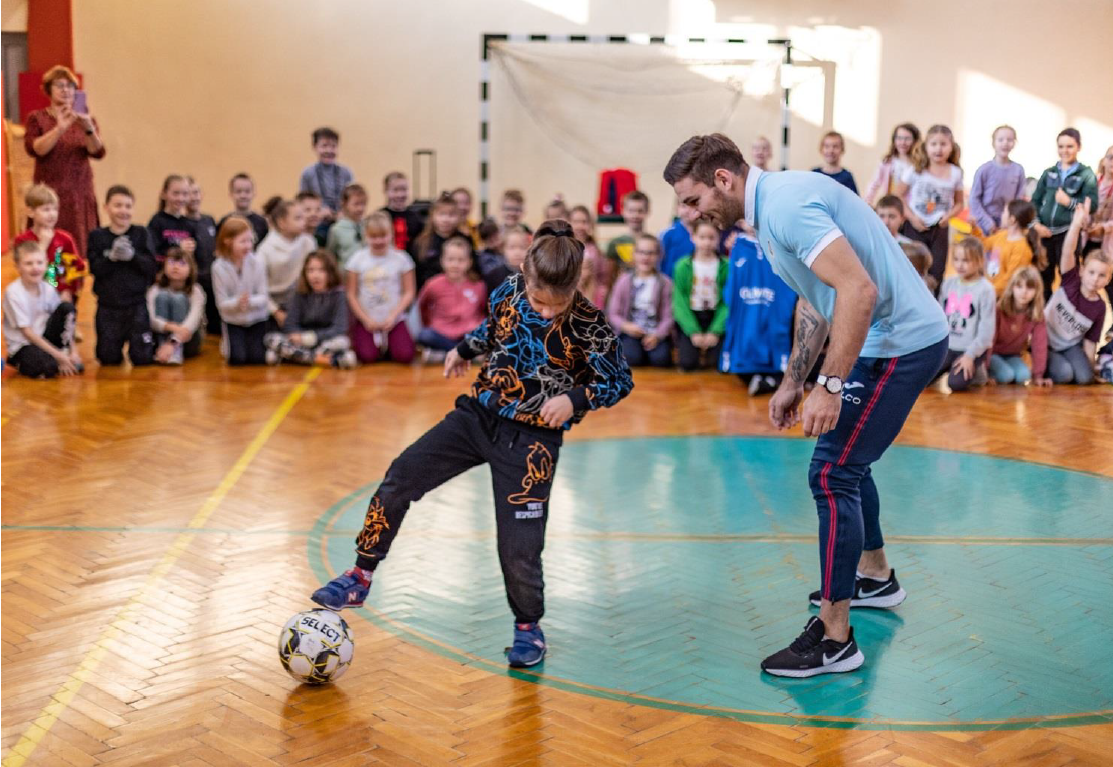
(665, 134, 948, 677)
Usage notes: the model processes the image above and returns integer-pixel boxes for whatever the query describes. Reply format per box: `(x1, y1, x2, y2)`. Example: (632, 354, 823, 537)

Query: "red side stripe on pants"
(820, 461, 837, 601)
(837, 357, 899, 466)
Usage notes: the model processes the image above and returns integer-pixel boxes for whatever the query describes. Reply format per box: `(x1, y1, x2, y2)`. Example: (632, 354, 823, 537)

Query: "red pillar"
(27, 0, 74, 70)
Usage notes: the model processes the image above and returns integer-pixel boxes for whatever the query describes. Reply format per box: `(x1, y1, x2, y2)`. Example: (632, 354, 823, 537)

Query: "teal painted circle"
(311, 436, 1113, 729)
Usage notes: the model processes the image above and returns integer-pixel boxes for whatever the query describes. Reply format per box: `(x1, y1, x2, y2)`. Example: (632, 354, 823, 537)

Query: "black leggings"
(354, 396, 561, 624)
(901, 221, 949, 289)
(224, 321, 268, 365)
(8, 302, 75, 378)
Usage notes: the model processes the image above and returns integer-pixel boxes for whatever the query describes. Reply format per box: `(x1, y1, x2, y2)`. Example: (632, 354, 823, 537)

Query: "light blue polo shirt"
(744, 168, 947, 358)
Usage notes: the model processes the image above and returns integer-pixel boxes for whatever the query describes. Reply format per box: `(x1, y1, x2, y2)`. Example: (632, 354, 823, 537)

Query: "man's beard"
(712, 187, 745, 229)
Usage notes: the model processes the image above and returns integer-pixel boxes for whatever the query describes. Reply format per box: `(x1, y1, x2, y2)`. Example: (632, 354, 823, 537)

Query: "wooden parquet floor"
(2, 296, 1112, 766)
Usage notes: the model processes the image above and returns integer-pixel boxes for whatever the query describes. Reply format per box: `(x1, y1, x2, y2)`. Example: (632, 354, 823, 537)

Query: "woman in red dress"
(23, 65, 106, 260)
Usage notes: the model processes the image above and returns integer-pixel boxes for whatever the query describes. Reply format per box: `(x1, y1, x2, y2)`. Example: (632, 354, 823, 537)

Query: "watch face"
(825, 376, 842, 393)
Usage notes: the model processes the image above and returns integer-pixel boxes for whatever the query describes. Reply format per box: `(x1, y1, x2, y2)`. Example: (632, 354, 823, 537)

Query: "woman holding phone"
(24, 64, 106, 258)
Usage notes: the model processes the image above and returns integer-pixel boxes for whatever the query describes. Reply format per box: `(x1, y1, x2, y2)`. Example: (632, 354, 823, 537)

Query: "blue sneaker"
(311, 568, 370, 611)
(506, 622, 546, 667)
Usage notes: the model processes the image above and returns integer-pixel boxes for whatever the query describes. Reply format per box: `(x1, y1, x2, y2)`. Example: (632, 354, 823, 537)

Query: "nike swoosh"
(823, 644, 851, 665)
(858, 584, 891, 598)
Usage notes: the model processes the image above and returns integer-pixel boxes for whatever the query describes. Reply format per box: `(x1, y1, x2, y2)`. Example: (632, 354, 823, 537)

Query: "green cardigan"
(672, 255, 729, 336)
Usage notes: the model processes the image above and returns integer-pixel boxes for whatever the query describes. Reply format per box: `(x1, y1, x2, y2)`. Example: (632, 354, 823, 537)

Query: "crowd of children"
(5, 123, 1111, 387)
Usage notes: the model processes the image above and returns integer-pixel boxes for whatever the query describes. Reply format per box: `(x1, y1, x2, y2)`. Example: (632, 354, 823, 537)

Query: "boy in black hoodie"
(88, 185, 158, 365)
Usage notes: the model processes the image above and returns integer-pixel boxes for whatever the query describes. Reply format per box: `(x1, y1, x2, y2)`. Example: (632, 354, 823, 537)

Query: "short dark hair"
(229, 173, 253, 190)
(296, 190, 321, 202)
(622, 190, 649, 209)
(876, 195, 904, 215)
(1058, 127, 1082, 146)
(477, 217, 500, 242)
(105, 184, 133, 203)
(663, 133, 747, 186)
(523, 219, 584, 294)
(312, 127, 339, 145)
(383, 171, 406, 189)
(341, 183, 368, 204)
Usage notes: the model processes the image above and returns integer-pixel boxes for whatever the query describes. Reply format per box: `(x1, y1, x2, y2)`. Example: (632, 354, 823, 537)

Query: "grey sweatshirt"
(212, 253, 271, 326)
(938, 275, 996, 358)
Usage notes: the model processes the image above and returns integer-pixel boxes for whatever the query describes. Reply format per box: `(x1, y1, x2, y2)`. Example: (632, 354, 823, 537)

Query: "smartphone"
(73, 90, 88, 114)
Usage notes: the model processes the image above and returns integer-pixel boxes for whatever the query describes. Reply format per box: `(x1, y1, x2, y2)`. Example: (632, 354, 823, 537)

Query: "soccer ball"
(278, 609, 354, 685)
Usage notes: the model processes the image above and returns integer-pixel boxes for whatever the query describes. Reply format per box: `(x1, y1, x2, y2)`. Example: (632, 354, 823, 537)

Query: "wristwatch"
(816, 374, 844, 394)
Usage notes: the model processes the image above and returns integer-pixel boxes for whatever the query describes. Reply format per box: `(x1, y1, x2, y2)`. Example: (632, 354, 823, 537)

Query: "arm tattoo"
(788, 303, 824, 384)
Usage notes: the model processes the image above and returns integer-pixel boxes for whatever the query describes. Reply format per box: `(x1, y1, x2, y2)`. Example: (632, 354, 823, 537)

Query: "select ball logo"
(277, 609, 354, 685)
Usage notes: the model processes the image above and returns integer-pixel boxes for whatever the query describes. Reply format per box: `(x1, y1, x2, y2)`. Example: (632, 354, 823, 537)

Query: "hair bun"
(535, 218, 574, 238)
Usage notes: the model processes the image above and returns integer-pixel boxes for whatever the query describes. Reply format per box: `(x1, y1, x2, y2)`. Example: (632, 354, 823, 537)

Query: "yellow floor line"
(1, 367, 321, 767)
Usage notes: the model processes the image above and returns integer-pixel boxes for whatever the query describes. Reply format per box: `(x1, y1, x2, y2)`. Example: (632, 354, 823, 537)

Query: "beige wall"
(69, 0, 1113, 232)
(2, 0, 27, 33)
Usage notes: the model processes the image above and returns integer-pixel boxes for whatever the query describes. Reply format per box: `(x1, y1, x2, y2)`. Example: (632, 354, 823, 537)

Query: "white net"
(487, 40, 787, 230)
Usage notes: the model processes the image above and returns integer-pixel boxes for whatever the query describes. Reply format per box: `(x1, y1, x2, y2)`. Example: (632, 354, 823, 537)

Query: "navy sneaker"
(506, 622, 546, 668)
(809, 569, 906, 609)
(311, 568, 370, 611)
(761, 617, 864, 678)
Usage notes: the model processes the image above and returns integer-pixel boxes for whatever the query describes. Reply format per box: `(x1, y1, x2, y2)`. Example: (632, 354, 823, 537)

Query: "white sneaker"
(265, 348, 280, 365)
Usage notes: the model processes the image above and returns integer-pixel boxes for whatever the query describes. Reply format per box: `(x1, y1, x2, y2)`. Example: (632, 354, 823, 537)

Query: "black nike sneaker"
(808, 569, 906, 609)
(761, 616, 865, 678)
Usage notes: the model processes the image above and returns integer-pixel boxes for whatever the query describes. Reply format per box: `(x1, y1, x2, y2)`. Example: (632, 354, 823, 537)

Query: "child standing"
(12, 184, 85, 304)
(380, 172, 424, 252)
(451, 187, 479, 245)
(936, 237, 996, 391)
(256, 199, 316, 317)
(751, 136, 774, 171)
(863, 123, 919, 205)
(417, 235, 487, 357)
(298, 127, 354, 219)
(606, 191, 650, 272)
(499, 189, 530, 234)
(672, 220, 728, 371)
(969, 126, 1026, 236)
(185, 176, 220, 334)
(1031, 128, 1100, 298)
(607, 233, 674, 367)
(896, 124, 965, 287)
(1043, 203, 1112, 384)
(212, 215, 270, 365)
(310, 220, 634, 669)
(265, 250, 355, 368)
(346, 211, 417, 363)
(217, 173, 269, 244)
(571, 205, 609, 309)
(658, 199, 696, 278)
(148, 175, 198, 264)
(3, 240, 81, 378)
(983, 199, 1041, 295)
(326, 183, 368, 268)
(812, 131, 858, 193)
(989, 266, 1048, 386)
(87, 185, 157, 366)
(475, 218, 508, 294)
(410, 192, 463, 289)
(297, 191, 329, 246)
(147, 247, 205, 364)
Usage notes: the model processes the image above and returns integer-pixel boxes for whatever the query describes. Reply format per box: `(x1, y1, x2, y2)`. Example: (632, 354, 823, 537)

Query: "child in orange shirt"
(983, 199, 1042, 296)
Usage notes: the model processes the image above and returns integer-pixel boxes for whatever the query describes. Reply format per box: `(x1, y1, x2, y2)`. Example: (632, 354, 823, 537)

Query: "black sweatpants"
(96, 303, 154, 366)
(8, 302, 75, 378)
(1039, 231, 1070, 302)
(354, 395, 562, 624)
(677, 308, 723, 371)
